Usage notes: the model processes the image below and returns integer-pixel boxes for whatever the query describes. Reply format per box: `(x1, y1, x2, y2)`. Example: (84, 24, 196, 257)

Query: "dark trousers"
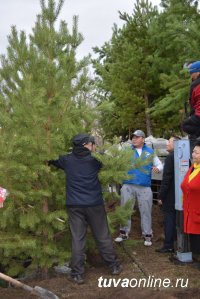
(190, 234, 200, 254)
(67, 205, 118, 276)
(163, 210, 176, 249)
(182, 116, 200, 137)
(182, 117, 200, 155)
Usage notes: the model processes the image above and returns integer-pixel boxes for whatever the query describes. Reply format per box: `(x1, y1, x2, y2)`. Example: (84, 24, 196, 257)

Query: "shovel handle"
(0, 272, 33, 292)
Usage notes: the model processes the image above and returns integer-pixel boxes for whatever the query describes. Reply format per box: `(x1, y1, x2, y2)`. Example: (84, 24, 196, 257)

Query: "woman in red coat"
(181, 139, 200, 258)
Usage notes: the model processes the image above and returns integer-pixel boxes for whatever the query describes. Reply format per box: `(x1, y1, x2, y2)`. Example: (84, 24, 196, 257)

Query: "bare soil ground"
(1, 204, 200, 299)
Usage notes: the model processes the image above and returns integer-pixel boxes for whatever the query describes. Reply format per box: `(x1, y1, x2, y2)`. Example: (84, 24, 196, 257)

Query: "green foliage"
(93, 0, 200, 138)
(0, 0, 94, 275)
(107, 200, 134, 234)
(93, 0, 160, 138)
(150, 69, 190, 135)
(93, 139, 152, 234)
(2, 0, 200, 275)
(149, 0, 200, 136)
(93, 140, 134, 224)
(94, 140, 133, 186)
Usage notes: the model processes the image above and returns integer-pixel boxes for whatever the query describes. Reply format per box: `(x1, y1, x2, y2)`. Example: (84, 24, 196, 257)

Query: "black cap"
(73, 133, 95, 146)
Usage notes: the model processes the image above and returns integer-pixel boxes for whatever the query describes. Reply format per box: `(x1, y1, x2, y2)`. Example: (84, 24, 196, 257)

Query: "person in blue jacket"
(48, 133, 122, 284)
(115, 130, 163, 246)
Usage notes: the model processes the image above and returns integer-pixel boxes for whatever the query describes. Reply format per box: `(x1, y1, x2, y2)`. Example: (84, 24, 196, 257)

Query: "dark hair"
(194, 138, 200, 147)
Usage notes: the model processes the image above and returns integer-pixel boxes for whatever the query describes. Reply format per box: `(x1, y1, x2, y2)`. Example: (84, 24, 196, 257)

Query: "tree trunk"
(144, 94, 152, 136)
(42, 199, 49, 279)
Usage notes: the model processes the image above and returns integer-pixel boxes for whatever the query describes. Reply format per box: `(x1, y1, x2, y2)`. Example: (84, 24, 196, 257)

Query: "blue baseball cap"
(189, 61, 200, 74)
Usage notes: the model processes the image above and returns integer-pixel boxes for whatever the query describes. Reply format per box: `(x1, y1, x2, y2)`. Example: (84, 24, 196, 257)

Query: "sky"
(0, 0, 161, 60)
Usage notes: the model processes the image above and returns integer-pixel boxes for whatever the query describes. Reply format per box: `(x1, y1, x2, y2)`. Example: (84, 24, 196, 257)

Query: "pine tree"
(93, 0, 200, 138)
(150, 0, 200, 136)
(0, 0, 94, 276)
(93, 139, 154, 233)
(93, 0, 162, 138)
(0, 0, 139, 276)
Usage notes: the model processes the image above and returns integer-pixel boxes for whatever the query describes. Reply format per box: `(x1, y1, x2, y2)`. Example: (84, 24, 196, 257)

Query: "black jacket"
(158, 151, 175, 212)
(182, 77, 200, 136)
(49, 148, 103, 207)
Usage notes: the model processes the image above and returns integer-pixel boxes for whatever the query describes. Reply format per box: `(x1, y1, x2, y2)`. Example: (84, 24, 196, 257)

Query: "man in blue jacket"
(48, 133, 122, 284)
(115, 130, 163, 246)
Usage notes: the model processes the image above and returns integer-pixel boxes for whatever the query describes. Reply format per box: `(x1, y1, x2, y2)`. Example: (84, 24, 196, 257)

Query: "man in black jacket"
(48, 133, 122, 284)
(156, 137, 178, 253)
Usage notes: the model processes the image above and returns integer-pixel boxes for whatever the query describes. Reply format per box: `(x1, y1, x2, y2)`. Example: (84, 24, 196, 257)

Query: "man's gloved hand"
(46, 160, 54, 166)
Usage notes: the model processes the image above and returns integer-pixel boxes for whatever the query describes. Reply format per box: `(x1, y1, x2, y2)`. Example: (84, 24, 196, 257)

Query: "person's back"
(56, 152, 103, 206)
(158, 150, 175, 211)
(156, 137, 177, 253)
(48, 133, 122, 284)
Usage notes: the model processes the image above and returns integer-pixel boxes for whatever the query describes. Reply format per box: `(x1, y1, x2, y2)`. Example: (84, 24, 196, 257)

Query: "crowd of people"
(48, 60, 200, 284)
(180, 61, 200, 262)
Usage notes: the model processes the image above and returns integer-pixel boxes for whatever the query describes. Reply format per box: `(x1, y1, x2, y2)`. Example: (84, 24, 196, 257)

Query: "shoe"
(110, 264, 123, 275)
(54, 264, 71, 274)
(192, 262, 200, 270)
(144, 235, 152, 246)
(68, 273, 84, 284)
(115, 230, 129, 242)
(193, 254, 200, 262)
(155, 247, 174, 253)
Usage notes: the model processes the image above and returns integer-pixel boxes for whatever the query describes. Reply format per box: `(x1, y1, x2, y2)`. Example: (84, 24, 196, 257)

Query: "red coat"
(181, 165, 200, 234)
(191, 83, 200, 117)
